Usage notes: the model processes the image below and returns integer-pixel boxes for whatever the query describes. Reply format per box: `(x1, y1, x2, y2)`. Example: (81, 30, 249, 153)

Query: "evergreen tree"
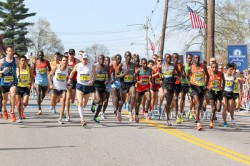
(0, 0, 36, 55)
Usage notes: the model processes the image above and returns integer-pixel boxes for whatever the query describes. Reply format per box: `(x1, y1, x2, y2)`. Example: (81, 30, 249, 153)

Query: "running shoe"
(0, 112, 2, 119)
(151, 112, 156, 119)
(197, 123, 202, 131)
(180, 114, 184, 122)
(123, 103, 127, 110)
(145, 113, 150, 121)
(3, 111, 8, 120)
(53, 109, 56, 114)
(129, 112, 134, 122)
(231, 120, 236, 124)
(11, 113, 16, 122)
(58, 119, 64, 125)
(101, 113, 106, 119)
(223, 122, 228, 127)
(203, 111, 207, 120)
(21, 114, 26, 119)
(167, 120, 172, 126)
(189, 111, 193, 119)
(49, 106, 53, 110)
(93, 117, 100, 123)
(209, 121, 214, 128)
(176, 116, 182, 124)
(213, 116, 217, 120)
(127, 105, 130, 112)
(91, 103, 96, 113)
(135, 115, 139, 123)
(141, 108, 145, 115)
(38, 110, 42, 115)
(17, 118, 22, 123)
(117, 112, 122, 122)
(81, 119, 87, 126)
(66, 116, 70, 122)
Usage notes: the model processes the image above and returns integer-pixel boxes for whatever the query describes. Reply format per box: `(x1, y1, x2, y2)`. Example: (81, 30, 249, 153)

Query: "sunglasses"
(158, 60, 162, 62)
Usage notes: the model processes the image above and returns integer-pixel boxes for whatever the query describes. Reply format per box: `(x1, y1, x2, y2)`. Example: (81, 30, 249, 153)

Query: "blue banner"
(228, 45, 248, 72)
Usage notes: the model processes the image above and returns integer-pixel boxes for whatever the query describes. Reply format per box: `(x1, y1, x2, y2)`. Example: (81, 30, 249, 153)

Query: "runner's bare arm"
(186, 67, 191, 85)
(204, 65, 209, 87)
(0, 59, 8, 74)
(221, 72, 225, 91)
(47, 60, 52, 72)
(29, 66, 34, 88)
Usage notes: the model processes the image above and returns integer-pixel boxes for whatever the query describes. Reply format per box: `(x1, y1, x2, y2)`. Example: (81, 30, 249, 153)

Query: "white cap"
(24, 53, 30, 59)
(82, 53, 88, 59)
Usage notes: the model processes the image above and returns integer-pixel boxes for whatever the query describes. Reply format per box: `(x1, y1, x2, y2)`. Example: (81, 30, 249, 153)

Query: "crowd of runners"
(0, 46, 248, 131)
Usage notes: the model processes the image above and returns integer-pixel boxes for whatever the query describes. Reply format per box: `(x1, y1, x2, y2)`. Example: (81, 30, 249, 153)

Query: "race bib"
(155, 78, 160, 84)
(124, 75, 133, 82)
(163, 71, 172, 78)
(80, 74, 90, 81)
(56, 73, 66, 81)
(225, 80, 233, 91)
(4, 76, 14, 83)
(97, 74, 105, 81)
(194, 72, 205, 86)
(211, 80, 220, 91)
(38, 68, 47, 74)
(20, 74, 28, 82)
(141, 77, 149, 84)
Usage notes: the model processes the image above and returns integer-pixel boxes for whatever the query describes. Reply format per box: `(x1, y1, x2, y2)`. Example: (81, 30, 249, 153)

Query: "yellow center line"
(122, 111, 250, 165)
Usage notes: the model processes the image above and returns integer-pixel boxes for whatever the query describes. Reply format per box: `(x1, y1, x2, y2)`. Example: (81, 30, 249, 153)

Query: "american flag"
(187, 5, 206, 29)
(148, 38, 155, 53)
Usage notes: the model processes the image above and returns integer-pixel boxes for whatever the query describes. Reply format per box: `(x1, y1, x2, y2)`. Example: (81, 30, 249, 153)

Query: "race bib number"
(4, 76, 14, 83)
(56, 73, 66, 81)
(80, 74, 90, 81)
(211, 80, 220, 91)
(194, 72, 205, 86)
(20, 74, 28, 82)
(225, 80, 233, 91)
(155, 78, 160, 84)
(38, 68, 47, 74)
(141, 77, 149, 84)
(97, 74, 105, 81)
(163, 71, 172, 78)
(124, 75, 133, 82)
(225, 81, 233, 86)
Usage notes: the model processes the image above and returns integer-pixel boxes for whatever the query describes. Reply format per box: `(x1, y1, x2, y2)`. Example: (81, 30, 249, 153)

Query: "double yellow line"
(140, 119, 250, 165)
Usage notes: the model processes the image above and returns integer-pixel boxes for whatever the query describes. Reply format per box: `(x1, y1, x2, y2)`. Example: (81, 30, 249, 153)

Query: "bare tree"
(85, 43, 110, 62)
(28, 18, 64, 55)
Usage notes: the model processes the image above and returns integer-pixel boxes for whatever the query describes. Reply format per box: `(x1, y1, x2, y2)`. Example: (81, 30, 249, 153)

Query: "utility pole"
(145, 17, 149, 60)
(203, 0, 207, 61)
(206, 0, 215, 62)
(158, 0, 169, 58)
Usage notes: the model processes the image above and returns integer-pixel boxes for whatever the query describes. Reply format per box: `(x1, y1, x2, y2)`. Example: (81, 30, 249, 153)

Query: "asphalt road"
(0, 95, 250, 166)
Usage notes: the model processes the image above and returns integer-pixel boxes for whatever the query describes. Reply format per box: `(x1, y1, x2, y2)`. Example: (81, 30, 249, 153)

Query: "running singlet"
(137, 68, 151, 92)
(175, 63, 182, 85)
(94, 63, 108, 86)
(121, 62, 135, 84)
(1, 57, 18, 86)
(208, 71, 222, 91)
(35, 60, 49, 86)
(152, 66, 161, 85)
(53, 65, 69, 90)
(76, 63, 93, 86)
(162, 64, 175, 84)
(18, 65, 30, 87)
(68, 58, 77, 80)
(190, 64, 205, 87)
(224, 74, 234, 92)
(181, 64, 189, 84)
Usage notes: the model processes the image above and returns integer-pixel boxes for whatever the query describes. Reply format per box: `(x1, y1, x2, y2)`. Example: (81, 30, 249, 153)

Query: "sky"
(4, 0, 203, 58)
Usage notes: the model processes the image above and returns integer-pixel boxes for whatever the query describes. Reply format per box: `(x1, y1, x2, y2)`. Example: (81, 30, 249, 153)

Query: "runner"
(161, 53, 180, 126)
(177, 54, 193, 124)
(186, 55, 209, 131)
(222, 63, 235, 127)
(206, 62, 224, 128)
(0, 53, 5, 118)
(0, 46, 19, 122)
(101, 56, 114, 119)
(34, 50, 51, 115)
(91, 55, 110, 123)
(48, 55, 71, 124)
(135, 58, 152, 122)
(172, 53, 183, 120)
(68, 53, 96, 126)
(111, 54, 122, 120)
(16, 55, 34, 123)
(117, 51, 136, 122)
(65, 49, 80, 118)
(151, 57, 162, 117)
